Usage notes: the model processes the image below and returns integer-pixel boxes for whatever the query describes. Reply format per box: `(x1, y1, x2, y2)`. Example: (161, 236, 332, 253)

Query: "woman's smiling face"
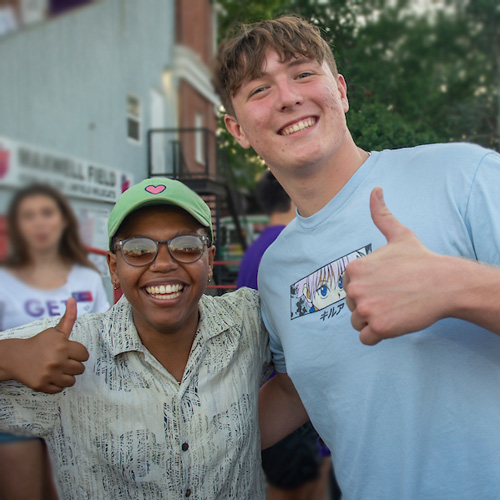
(108, 205, 215, 340)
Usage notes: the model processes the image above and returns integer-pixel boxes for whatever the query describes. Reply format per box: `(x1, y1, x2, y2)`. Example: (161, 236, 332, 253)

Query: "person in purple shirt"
(237, 171, 296, 290)
(237, 171, 335, 500)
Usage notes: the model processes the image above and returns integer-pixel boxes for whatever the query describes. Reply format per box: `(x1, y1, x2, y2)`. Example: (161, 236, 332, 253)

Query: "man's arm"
(259, 371, 308, 450)
(0, 299, 88, 393)
(344, 187, 500, 345)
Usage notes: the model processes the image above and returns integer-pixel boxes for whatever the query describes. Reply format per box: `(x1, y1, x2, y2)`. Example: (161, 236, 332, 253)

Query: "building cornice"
(171, 44, 220, 106)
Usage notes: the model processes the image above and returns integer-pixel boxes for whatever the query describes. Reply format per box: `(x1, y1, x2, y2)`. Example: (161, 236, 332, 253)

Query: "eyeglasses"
(115, 235, 210, 266)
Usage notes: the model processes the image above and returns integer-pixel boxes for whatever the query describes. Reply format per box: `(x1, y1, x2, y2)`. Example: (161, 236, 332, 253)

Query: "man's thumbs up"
(369, 187, 412, 244)
(344, 187, 442, 345)
(56, 297, 77, 338)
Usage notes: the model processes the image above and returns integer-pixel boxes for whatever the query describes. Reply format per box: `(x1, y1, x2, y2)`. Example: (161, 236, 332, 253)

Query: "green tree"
(345, 1, 499, 151)
(216, 0, 499, 193)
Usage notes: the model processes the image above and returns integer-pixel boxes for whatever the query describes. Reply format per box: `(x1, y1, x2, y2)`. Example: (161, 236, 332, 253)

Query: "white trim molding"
(170, 44, 220, 107)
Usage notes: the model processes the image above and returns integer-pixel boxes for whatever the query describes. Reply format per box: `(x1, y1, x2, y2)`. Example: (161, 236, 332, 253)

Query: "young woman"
(0, 183, 109, 499)
(0, 179, 297, 499)
(0, 184, 109, 330)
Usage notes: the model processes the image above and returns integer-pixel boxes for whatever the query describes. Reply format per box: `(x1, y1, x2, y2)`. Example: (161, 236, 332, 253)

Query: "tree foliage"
(216, 0, 500, 192)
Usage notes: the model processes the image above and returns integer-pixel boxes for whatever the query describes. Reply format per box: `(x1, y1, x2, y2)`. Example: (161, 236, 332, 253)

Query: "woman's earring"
(113, 281, 120, 290)
(207, 270, 213, 283)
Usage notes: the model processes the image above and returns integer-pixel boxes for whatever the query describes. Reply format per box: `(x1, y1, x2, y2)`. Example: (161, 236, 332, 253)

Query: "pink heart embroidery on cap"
(145, 185, 166, 195)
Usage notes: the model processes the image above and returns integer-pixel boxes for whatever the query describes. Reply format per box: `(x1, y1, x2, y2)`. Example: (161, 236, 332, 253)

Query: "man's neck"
(275, 147, 371, 218)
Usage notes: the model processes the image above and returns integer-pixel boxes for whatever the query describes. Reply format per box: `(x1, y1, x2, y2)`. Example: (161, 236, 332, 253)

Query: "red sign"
(0, 149, 9, 179)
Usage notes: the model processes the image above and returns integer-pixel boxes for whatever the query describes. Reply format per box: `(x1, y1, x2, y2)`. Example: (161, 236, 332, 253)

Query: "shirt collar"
(197, 293, 236, 341)
(107, 293, 235, 357)
(106, 296, 146, 357)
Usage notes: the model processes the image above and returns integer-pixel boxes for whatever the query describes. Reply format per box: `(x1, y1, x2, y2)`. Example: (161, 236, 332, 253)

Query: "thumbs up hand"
(3, 298, 89, 393)
(55, 296, 78, 338)
(344, 188, 448, 345)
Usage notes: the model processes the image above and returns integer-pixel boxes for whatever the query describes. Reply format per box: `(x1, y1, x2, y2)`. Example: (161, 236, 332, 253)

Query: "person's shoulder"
(0, 266, 14, 281)
(201, 289, 266, 347)
(71, 264, 102, 279)
(0, 267, 9, 286)
(0, 267, 25, 297)
(377, 143, 498, 180)
(70, 265, 107, 294)
(0, 317, 57, 339)
(203, 287, 259, 307)
(419, 142, 492, 156)
(259, 220, 298, 265)
(381, 142, 493, 162)
(201, 288, 260, 318)
(200, 291, 267, 357)
(241, 226, 284, 260)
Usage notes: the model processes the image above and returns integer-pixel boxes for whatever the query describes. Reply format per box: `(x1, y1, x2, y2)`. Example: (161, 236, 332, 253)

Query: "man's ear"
(337, 74, 349, 114)
(224, 114, 251, 149)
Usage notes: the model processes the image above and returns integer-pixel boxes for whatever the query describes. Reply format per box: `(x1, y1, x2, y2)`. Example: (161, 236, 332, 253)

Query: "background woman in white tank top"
(0, 183, 109, 500)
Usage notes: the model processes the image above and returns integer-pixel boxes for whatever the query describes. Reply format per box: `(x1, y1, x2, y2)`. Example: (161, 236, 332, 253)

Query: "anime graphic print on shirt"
(290, 245, 371, 320)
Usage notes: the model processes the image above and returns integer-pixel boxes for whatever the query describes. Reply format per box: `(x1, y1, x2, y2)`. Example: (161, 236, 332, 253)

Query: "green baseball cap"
(108, 178, 213, 248)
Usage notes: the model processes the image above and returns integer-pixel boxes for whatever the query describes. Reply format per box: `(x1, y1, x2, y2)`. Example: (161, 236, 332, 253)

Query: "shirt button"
(182, 442, 189, 451)
(185, 489, 192, 497)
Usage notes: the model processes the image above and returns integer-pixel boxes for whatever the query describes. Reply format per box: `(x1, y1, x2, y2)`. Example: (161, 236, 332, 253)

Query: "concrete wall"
(0, 0, 175, 187)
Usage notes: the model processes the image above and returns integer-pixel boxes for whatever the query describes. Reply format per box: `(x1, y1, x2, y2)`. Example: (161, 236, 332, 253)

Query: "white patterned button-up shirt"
(0, 288, 272, 499)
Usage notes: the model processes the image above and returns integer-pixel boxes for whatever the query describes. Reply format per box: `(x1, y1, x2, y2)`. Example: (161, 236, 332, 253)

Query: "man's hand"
(1, 298, 89, 393)
(344, 187, 449, 345)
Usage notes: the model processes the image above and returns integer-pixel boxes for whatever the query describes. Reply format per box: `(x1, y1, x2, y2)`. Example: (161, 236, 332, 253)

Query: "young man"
(215, 15, 500, 499)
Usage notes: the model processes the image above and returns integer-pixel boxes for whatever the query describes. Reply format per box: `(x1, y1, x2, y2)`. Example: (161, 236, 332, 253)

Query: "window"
(0, 4, 18, 37)
(127, 94, 141, 144)
(49, 0, 92, 16)
(195, 112, 204, 164)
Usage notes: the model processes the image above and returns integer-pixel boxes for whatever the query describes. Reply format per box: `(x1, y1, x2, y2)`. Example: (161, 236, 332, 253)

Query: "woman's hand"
(0, 298, 89, 393)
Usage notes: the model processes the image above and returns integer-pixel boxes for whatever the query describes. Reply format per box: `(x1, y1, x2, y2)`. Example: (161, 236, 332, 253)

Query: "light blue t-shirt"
(259, 143, 500, 500)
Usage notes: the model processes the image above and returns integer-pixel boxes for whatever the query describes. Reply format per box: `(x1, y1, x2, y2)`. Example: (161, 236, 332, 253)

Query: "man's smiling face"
(225, 50, 350, 177)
